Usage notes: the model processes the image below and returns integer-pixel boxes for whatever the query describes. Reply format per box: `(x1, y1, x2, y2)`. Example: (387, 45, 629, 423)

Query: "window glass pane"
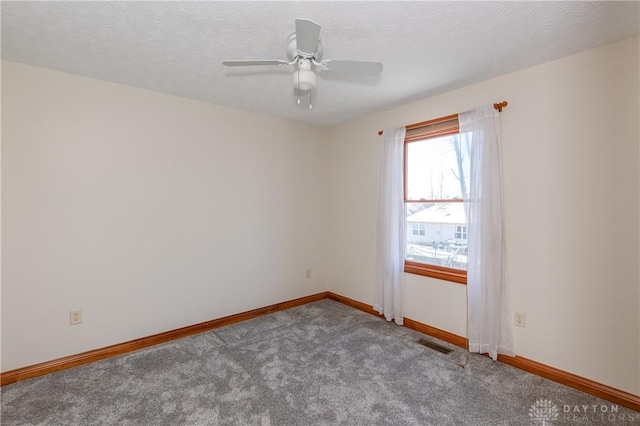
(406, 203, 467, 270)
(406, 134, 470, 201)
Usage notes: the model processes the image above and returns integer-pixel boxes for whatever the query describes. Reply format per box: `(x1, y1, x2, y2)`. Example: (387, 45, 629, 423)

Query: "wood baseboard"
(0, 292, 328, 386)
(496, 354, 640, 412)
(326, 292, 640, 412)
(325, 292, 384, 318)
(3, 290, 639, 412)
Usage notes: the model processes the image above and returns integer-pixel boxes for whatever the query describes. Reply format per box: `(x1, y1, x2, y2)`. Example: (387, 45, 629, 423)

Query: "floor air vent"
(415, 338, 453, 354)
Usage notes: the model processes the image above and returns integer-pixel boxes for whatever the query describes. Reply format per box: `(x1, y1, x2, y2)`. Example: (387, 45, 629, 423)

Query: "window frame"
(403, 114, 467, 285)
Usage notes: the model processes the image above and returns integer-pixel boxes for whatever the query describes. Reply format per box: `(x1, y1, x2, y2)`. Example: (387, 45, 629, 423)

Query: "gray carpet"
(1, 300, 638, 425)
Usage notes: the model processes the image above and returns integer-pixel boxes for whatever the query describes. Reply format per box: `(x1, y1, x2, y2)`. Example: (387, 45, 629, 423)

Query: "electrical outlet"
(305, 269, 311, 279)
(514, 311, 526, 328)
(70, 310, 82, 325)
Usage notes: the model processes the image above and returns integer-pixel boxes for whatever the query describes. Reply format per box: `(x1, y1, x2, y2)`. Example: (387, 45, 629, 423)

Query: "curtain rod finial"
(493, 101, 508, 112)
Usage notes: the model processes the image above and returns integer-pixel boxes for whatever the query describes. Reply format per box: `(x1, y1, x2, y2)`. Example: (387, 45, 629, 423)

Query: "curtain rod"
(377, 101, 508, 136)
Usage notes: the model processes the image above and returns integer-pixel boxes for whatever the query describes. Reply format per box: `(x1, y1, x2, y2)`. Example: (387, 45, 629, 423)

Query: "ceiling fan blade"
(223, 60, 289, 67)
(295, 19, 321, 56)
(324, 60, 383, 75)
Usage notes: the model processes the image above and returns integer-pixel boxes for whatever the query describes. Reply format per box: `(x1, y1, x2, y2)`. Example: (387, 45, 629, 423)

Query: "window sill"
(404, 261, 467, 285)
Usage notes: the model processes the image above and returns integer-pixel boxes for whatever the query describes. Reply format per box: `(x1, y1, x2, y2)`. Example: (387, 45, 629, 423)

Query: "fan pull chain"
(309, 90, 312, 109)
(296, 65, 302, 105)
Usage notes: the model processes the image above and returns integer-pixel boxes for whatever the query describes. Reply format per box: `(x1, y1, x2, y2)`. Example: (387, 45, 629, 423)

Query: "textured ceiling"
(2, 1, 639, 127)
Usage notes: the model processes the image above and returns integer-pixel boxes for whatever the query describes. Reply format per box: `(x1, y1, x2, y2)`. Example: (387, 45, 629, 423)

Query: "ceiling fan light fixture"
(293, 68, 316, 91)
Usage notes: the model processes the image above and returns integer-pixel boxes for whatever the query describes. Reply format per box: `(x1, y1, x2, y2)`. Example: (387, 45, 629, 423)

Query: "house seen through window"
(404, 115, 469, 284)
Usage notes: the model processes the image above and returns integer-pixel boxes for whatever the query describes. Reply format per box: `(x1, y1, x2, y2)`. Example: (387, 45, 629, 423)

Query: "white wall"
(1, 61, 327, 371)
(325, 36, 640, 395)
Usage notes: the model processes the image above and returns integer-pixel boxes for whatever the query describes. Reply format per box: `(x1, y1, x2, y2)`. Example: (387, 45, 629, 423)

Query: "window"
(412, 223, 426, 236)
(404, 115, 468, 284)
(455, 225, 467, 240)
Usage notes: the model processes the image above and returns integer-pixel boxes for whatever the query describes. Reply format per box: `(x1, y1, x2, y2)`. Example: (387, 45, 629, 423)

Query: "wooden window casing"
(404, 114, 467, 285)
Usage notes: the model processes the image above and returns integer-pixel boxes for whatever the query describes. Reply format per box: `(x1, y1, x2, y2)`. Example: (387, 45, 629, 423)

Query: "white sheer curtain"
(374, 127, 406, 325)
(460, 105, 515, 360)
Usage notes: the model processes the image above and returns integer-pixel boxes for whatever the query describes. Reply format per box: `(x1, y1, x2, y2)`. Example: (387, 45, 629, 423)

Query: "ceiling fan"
(222, 19, 383, 108)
